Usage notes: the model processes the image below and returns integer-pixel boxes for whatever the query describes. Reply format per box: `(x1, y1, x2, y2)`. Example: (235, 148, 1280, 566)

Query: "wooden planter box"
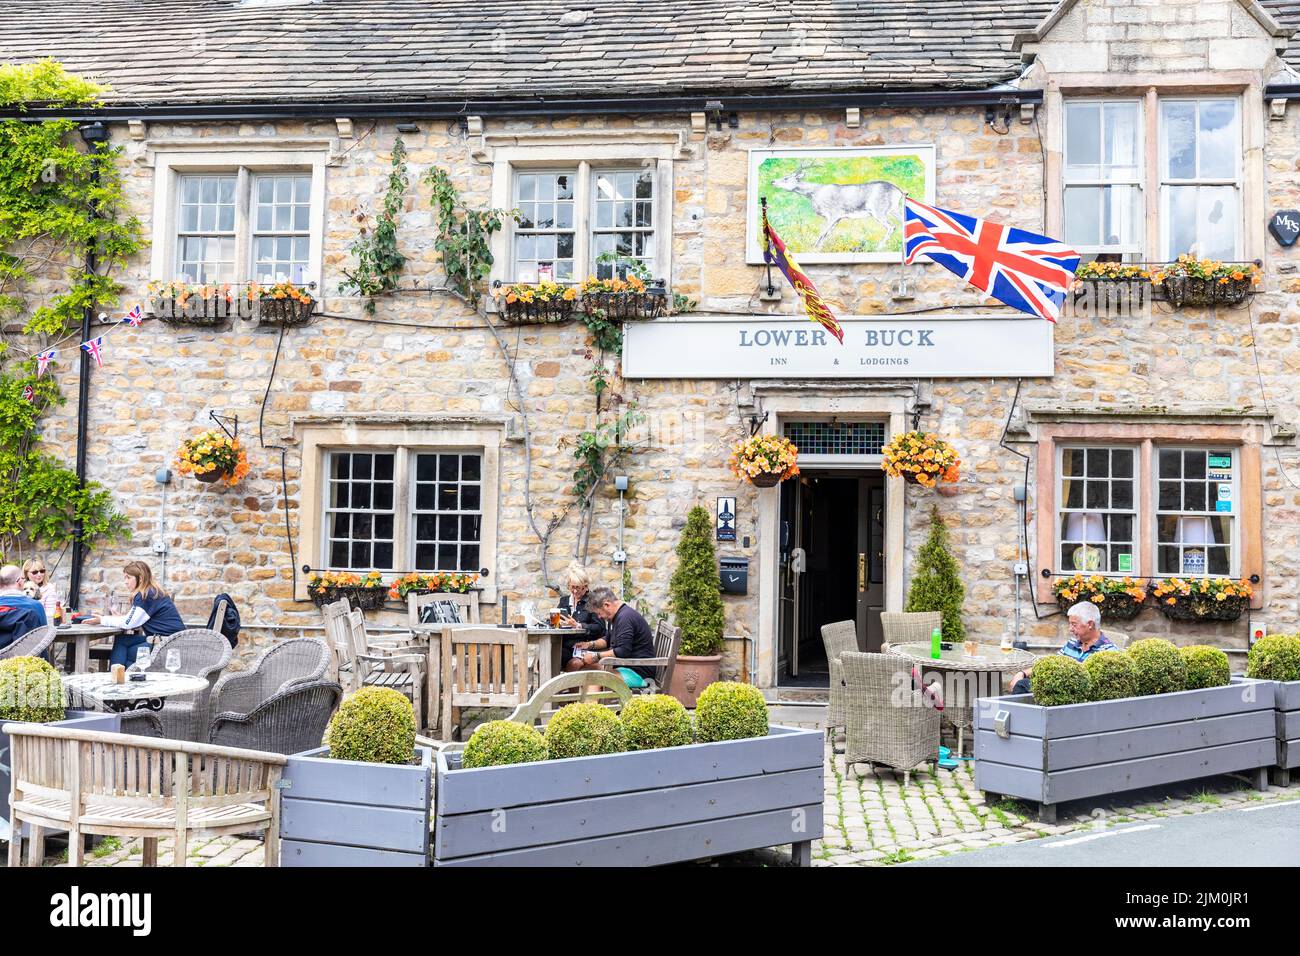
(279, 746, 433, 867)
(1274, 680, 1300, 786)
(433, 726, 823, 867)
(974, 678, 1275, 823)
(1, 711, 120, 843)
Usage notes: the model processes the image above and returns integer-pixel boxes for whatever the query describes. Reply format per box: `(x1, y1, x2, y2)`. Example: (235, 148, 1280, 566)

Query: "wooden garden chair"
(439, 626, 530, 741)
(407, 591, 480, 626)
(4, 722, 285, 867)
(345, 609, 426, 729)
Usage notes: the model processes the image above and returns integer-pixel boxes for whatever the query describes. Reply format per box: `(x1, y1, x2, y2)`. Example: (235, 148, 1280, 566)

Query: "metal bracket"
(994, 710, 1011, 739)
(209, 411, 238, 443)
(748, 410, 769, 437)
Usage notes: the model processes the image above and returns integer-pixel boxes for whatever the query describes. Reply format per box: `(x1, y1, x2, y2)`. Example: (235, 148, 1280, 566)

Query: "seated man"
(0, 563, 49, 651)
(1008, 601, 1118, 694)
(567, 585, 656, 682)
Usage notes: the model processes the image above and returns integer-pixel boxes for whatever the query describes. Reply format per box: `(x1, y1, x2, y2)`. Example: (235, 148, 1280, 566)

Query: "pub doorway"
(777, 469, 887, 687)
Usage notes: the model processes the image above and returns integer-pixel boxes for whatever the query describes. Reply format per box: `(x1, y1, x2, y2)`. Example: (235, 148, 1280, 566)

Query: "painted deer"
(773, 162, 903, 251)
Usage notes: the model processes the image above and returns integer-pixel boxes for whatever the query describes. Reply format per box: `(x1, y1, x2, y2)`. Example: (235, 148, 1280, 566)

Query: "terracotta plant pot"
(667, 654, 722, 708)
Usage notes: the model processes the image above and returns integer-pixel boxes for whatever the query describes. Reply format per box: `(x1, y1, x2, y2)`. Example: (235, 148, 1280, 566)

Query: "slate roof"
(2, 1, 1299, 109)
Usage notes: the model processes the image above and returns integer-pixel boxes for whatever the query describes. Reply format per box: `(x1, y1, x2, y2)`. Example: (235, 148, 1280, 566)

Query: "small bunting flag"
(125, 304, 144, 327)
(82, 337, 105, 368)
(36, 350, 56, 377)
(22, 385, 35, 403)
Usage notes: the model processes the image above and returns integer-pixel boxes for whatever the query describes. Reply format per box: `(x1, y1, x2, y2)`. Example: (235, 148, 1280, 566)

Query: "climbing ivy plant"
(0, 59, 137, 561)
(340, 135, 409, 314)
(424, 167, 518, 304)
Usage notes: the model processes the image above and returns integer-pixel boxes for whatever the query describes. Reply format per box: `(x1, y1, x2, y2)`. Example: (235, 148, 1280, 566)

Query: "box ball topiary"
(1084, 651, 1138, 702)
(620, 694, 693, 751)
(1127, 638, 1188, 696)
(1180, 645, 1231, 690)
(544, 702, 627, 759)
(1030, 655, 1091, 706)
(1246, 634, 1300, 682)
(325, 687, 416, 765)
(0, 656, 65, 723)
(462, 720, 547, 768)
(694, 681, 769, 742)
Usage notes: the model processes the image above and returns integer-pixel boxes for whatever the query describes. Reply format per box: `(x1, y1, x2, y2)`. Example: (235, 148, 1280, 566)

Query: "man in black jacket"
(569, 586, 656, 679)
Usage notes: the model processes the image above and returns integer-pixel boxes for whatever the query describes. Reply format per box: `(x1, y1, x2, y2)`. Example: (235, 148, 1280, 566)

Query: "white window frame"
(1158, 97, 1242, 261)
(297, 421, 501, 604)
(589, 167, 658, 279)
(408, 449, 485, 574)
(321, 449, 399, 571)
(482, 130, 679, 299)
(511, 169, 579, 282)
(1153, 445, 1239, 578)
(1055, 444, 1141, 576)
(148, 145, 327, 288)
(1062, 98, 1144, 260)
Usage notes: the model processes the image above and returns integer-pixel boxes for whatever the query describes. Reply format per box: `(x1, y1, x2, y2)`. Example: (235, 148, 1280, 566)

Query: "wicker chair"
(209, 637, 330, 720)
(0, 624, 55, 661)
(879, 611, 942, 653)
(820, 620, 860, 741)
(209, 679, 343, 754)
(1101, 629, 1130, 650)
(841, 651, 940, 787)
(140, 628, 232, 741)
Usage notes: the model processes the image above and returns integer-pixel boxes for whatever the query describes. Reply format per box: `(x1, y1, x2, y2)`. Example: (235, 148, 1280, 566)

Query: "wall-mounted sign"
(624, 316, 1053, 379)
(746, 146, 937, 264)
(1269, 210, 1300, 247)
(716, 497, 737, 542)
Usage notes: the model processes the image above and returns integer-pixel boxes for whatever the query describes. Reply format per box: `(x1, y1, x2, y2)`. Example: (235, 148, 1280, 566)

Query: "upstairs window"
(1063, 100, 1143, 261)
(1160, 98, 1240, 261)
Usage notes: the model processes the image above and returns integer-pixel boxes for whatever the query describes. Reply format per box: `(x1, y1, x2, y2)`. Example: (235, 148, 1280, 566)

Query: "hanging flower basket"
(728, 434, 799, 488)
(387, 571, 481, 600)
(247, 281, 316, 326)
(148, 282, 236, 326)
(1052, 575, 1148, 621)
(494, 281, 578, 325)
(1154, 257, 1260, 308)
(1151, 577, 1252, 623)
(579, 275, 667, 320)
(175, 429, 249, 486)
(881, 431, 961, 488)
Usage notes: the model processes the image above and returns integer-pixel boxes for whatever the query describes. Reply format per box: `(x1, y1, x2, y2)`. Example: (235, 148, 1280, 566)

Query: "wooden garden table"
(51, 624, 126, 674)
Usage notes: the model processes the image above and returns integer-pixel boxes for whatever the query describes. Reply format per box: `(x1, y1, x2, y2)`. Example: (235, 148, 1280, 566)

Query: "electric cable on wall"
(259, 323, 297, 593)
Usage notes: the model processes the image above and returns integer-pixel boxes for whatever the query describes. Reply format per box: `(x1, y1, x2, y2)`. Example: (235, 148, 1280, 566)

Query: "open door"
(858, 474, 886, 652)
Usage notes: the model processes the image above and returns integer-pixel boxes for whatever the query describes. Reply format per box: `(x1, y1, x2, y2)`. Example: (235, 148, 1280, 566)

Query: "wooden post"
(67, 740, 84, 867)
(265, 767, 281, 868)
(173, 750, 189, 866)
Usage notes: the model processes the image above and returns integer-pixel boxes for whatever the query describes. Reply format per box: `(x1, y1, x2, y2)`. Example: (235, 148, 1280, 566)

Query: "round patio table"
(886, 642, 1037, 757)
(62, 672, 210, 713)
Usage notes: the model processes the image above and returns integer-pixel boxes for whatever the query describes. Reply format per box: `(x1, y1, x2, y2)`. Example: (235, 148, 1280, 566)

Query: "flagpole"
(759, 196, 776, 296)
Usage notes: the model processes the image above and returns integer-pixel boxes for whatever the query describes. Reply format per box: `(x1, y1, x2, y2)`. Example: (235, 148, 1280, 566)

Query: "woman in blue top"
(87, 561, 186, 667)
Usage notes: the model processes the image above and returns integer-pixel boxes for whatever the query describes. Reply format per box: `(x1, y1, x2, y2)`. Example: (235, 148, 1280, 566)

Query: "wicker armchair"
(879, 611, 942, 653)
(820, 620, 860, 739)
(140, 628, 232, 741)
(1101, 629, 1130, 650)
(0, 624, 55, 661)
(209, 679, 343, 754)
(841, 651, 940, 787)
(209, 637, 330, 720)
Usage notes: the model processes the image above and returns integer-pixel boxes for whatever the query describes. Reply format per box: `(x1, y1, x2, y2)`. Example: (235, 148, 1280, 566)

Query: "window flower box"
(433, 726, 823, 866)
(579, 275, 667, 321)
(148, 281, 236, 326)
(307, 571, 389, 611)
(975, 678, 1274, 823)
(1153, 257, 1260, 308)
(494, 281, 578, 325)
(1150, 577, 1252, 623)
(1051, 575, 1147, 621)
(388, 572, 480, 600)
(247, 281, 315, 326)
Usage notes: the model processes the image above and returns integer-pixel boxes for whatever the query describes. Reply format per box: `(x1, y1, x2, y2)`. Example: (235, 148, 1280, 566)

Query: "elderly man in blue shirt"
(0, 563, 49, 651)
(1009, 601, 1118, 694)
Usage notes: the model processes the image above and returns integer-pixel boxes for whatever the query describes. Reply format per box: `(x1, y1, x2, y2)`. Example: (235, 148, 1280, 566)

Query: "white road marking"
(1045, 824, 1161, 847)
(1239, 799, 1300, 813)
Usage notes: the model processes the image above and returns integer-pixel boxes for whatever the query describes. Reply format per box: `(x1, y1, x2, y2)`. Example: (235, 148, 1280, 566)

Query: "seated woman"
(85, 560, 186, 668)
(21, 557, 59, 620)
(557, 561, 605, 666)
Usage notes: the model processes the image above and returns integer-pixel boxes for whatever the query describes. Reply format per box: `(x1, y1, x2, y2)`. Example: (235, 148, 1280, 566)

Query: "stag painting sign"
(746, 146, 936, 264)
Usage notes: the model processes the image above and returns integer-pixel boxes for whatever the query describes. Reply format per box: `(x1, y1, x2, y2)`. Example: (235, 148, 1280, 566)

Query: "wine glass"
(165, 649, 182, 676)
(134, 645, 151, 673)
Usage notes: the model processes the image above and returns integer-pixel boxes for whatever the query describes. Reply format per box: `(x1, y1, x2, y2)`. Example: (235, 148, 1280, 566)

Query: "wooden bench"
(4, 722, 286, 867)
(506, 670, 633, 729)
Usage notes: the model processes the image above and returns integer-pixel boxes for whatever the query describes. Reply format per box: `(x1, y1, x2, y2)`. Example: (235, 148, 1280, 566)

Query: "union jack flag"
(82, 337, 105, 368)
(35, 350, 56, 377)
(124, 304, 144, 327)
(22, 385, 34, 403)
(903, 197, 1080, 323)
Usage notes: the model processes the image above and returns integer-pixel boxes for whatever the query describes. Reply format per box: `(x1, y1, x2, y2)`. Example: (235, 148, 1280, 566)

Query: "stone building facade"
(4, 0, 1300, 686)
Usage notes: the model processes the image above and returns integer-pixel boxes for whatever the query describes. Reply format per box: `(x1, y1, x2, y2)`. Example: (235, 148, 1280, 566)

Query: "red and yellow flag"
(761, 201, 844, 344)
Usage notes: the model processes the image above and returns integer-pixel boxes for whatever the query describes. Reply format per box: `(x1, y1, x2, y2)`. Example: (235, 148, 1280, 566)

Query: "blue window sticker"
(1215, 499, 1232, 512)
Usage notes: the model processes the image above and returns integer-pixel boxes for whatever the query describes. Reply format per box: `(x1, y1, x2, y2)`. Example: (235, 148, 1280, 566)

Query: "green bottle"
(930, 626, 942, 660)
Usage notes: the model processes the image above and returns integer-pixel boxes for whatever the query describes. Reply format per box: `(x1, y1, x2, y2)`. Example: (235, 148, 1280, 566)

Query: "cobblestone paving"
(6, 741, 1296, 868)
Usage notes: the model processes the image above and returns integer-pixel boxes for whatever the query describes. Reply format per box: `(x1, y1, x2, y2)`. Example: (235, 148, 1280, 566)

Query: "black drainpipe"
(68, 120, 110, 609)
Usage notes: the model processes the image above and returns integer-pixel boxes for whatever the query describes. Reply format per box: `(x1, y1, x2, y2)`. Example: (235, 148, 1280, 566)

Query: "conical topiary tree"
(669, 504, 726, 657)
(905, 505, 966, 643)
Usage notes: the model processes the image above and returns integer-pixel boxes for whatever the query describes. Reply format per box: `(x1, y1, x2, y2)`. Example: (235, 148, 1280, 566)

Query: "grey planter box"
(1, 710, 120, 843)
(434, 725, 824, 867)
(1274, 680, 1300, 786)
(974, 678, 1275, 823)
(279, 746, 433, 867)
